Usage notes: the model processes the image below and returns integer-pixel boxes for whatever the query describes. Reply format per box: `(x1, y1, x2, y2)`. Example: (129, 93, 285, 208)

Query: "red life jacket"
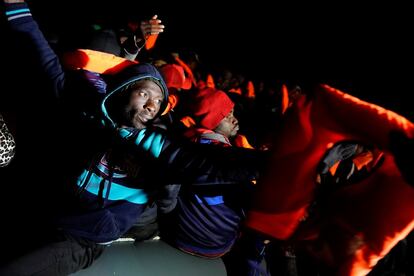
(246, 84, 414, 275)
(61, 49, 137, 74)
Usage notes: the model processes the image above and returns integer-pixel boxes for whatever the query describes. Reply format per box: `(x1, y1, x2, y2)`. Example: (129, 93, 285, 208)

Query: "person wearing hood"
(1, 1, 263, 275)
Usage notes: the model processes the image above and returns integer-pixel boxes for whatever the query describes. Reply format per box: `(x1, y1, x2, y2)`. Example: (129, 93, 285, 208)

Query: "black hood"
(101, 63, 169, 128)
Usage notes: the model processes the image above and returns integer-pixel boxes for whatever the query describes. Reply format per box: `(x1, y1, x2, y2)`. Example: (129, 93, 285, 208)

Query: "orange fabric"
(329, 161, 341, 176)
(248, 207, 308, 240)
(160, 64, 187, 89)
(197, 80, 206, 90)
(335, 157, 414, 276)
(245, 84, 414, 275)
(161, 94, 179, 116)
(190, 87, 234, 130)
(233, 134, 255, 149)
(180, 116, 196, 128)
(206, 74, 215, 88)
(352, 151, 374, 170)
(182, 127, 215, 141)
(228, 88, 242, 95)
(61, 49, 137, 74)
(174, 56, 197, 87)
(246, 81, 256, 99)
(281, 84, 290, 114)
(181, 76, 193, 90)
(145, 34, 158, 50)
(161, 103, 171, 116)
(168, 94, 179, 110)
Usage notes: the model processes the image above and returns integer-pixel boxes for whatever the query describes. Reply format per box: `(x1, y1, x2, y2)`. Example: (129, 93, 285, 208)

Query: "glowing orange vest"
(61, 49, 174, 116)
(145, 34, 158, 51)
(246, 84, 414, 276)
(246, 81, 256, 99)
(61, 49, 137, 74)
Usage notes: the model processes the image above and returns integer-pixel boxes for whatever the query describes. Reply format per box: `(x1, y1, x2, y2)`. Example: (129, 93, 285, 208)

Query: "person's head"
(159, 64, 191, 92)
(85, 29, 122, 56)
(191, 87, 239, 138)
(214, 107, 239, 138)
(102, 63, 168, 129)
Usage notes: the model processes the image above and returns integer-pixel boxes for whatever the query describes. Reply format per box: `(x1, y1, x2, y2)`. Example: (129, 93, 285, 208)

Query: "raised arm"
(3, 0, 65, 97)
(121, 15, 165, 60)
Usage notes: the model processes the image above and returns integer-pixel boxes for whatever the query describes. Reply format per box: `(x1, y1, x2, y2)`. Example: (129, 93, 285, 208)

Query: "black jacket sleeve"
(117, 127, 265, 187)
(5, 2, 65, 98)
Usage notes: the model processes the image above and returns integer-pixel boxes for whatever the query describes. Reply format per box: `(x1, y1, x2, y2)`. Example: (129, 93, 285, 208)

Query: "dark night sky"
(22, 0, 413, 116)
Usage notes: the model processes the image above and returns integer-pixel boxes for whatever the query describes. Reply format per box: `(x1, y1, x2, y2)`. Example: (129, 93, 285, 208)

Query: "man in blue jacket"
(0, 1, 261, 275)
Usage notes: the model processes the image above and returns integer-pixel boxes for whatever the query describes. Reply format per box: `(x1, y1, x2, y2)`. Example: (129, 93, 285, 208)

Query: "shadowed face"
(214, 108, 239, 138)
(122, 80, 164, 129)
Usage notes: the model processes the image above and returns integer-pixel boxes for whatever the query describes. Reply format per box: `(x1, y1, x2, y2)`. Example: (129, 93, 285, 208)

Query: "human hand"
(140, 15, 165, 40)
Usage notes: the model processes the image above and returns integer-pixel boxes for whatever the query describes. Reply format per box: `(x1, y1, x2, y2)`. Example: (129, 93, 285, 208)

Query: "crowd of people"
(1, 1, 413, 276)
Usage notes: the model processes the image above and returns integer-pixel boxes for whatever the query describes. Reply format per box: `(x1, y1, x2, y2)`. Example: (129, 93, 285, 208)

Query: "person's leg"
(0, 233, 105, 276)
(266, 244, 292, 276)
(222, 231, 271, 276)
(124, 202, 159, 242)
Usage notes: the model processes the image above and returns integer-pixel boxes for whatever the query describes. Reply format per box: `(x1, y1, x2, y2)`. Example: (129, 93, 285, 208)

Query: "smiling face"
(122, 79, 164, 129)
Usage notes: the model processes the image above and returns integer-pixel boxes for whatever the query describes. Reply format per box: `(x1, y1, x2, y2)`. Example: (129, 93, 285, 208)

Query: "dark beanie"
(191, 87, 234, 130)
(86, 29, 121, 56)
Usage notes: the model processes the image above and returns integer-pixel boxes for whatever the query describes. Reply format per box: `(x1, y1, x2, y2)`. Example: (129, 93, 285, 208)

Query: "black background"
(10, 0, 414, 116)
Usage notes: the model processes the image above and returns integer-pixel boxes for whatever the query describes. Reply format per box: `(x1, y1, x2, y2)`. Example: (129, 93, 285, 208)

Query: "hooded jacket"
(6, 2, 262, 243)
(101, 63, 169, 129)
(60, 63, 169, 243)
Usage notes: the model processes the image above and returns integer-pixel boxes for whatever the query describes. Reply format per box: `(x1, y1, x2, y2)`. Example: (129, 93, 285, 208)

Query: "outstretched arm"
(117, 127, 264, 186)
(3, 0, 65, 97)
(140, 15, 164, 51)
(122, 15, 165, 60)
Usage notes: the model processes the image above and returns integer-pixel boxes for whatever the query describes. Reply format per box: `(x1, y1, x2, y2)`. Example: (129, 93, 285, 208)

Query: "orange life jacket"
(61, 49, 138, 74)
(246, 84, 414, 276)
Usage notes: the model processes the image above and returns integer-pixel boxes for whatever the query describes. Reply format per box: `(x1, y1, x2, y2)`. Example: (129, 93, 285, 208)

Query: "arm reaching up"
(4, 0, 65, 97)
(122, 15, 165, 60)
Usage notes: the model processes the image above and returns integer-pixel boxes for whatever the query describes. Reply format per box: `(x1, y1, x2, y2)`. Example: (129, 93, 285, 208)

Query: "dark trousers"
(0, 232, 105, 276)
(221, 232, 271, 276)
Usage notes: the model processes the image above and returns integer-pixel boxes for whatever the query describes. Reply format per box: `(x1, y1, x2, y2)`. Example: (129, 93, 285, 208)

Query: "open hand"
(140, 15, 165, 39)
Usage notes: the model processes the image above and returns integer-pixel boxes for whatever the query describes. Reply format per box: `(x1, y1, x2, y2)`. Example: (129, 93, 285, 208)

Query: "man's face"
(123, 80, 164, 129)
(214, 108, 239, 138)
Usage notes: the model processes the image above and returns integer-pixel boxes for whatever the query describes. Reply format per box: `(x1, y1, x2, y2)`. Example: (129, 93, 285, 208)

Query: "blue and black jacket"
(172, 131, 248, 258)
(5, 3, 261, 244)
